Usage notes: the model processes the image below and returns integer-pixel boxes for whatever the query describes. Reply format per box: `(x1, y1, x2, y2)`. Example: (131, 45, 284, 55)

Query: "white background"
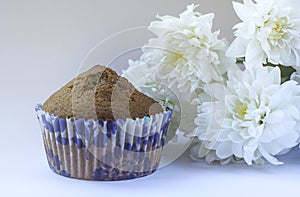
(1, 0, 300, 196)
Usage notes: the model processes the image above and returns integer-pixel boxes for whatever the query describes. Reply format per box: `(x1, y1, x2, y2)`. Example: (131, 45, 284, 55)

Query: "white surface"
(1, 0, 300, 196)
(2, 146, 300, 196)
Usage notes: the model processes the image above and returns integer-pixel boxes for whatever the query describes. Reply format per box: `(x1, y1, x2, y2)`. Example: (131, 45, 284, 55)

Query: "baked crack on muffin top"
(42, 65, 163, 120)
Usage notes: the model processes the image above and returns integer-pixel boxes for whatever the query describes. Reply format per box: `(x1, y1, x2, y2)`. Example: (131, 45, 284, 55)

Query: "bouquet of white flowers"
(123, 0, 300, 165)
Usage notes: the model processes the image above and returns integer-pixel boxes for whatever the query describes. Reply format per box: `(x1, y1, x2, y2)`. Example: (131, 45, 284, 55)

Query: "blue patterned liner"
(35, 104, 172, 181)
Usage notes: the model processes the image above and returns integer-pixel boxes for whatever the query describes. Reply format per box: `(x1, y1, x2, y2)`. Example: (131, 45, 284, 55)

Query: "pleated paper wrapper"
(35, 104, 172, 181)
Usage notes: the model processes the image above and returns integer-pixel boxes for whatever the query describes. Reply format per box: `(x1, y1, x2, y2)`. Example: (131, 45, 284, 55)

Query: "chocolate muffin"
(35, 65, 172, 181)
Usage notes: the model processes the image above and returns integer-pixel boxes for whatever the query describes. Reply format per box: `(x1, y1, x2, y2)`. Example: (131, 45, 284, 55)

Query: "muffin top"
(42, 65, 163, 120)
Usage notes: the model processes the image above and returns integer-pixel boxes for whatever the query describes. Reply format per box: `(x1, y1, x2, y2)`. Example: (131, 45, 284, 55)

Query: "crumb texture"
(42, 65, 163, 120)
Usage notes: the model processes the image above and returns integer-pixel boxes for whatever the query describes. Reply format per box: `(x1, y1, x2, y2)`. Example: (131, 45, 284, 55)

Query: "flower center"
(274, 22, 282, 33)
(271, 21, 285, 40)
(165, 52, 186, 65)
(236, 103, 248, 118)
(176, 53, 184, 59)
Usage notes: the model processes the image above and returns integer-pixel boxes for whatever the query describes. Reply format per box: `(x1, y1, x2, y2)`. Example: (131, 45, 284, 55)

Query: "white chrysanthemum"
(124, 4, 234, 135)
(193, 66, 300, 165)
(123, 59, 198, 135)
(226, 0, 300, 69)
(147, 4, 233, 85)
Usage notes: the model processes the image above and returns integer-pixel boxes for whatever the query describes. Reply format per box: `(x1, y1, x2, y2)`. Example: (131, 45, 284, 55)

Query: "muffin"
(35, 65, 172, 181)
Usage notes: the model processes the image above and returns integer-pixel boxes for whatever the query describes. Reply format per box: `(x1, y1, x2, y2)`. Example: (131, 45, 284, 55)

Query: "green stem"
(235, 58, 245, 64)
(263, 62, 296, 83)
(235, 57, 296, 83)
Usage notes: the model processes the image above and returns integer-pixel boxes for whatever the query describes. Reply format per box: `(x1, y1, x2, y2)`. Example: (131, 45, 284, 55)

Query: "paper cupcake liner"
(35, 104, 172, 181)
